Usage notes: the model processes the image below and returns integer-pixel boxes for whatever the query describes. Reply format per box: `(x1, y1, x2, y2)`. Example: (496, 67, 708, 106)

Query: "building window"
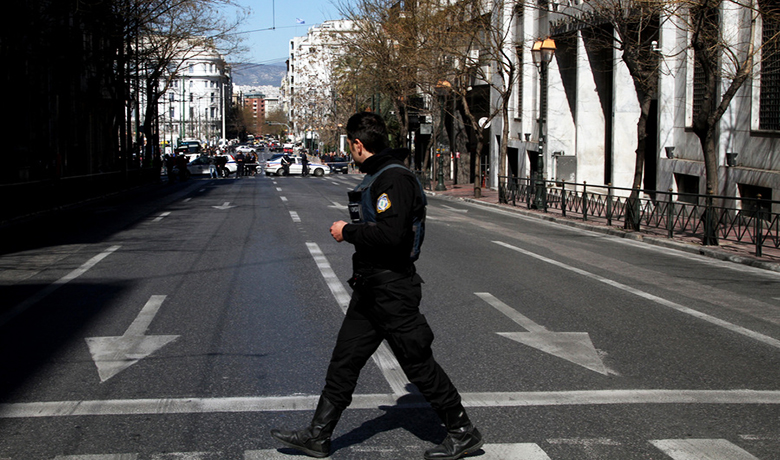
(189, 64, 194, 73)
(170, 107, 175, 119)
(738, 183, 772, 217)
(759, 0, 780, 130)
(169, 93, 174, 102)
(211, 107, 216, 118)
(675, 173, 700, 203)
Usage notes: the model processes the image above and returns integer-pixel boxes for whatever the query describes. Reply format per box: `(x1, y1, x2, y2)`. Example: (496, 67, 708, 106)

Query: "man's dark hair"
(346, 112, 389, 154)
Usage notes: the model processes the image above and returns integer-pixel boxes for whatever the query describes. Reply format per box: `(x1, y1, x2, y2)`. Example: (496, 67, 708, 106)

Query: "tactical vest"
(347, 163, 426, 262)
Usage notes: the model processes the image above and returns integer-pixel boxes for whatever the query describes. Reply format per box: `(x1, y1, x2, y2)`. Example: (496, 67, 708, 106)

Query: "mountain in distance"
(231, 62, 286, 87)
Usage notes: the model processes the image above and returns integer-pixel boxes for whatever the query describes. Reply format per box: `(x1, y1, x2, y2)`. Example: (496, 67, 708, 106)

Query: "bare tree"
(434, 0, 522, 196)
(126, 0, 248, 164)
(546, 0, 665, 228)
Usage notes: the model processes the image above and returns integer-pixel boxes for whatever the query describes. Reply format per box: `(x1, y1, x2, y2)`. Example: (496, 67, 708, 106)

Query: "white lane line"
(183, 198, 192, 203)
(441, 204, 468, 213)
(0, 245, 121, 327)
(152, 212, 171, 222)
(276, 187, 282, 192)
(306, 242, 410, 395)
(55, 454, 137, 460)
(280, 196, 287, 202)
(650, 438, 760, 460)
(290, 211, 301, 223)
(494, 241, 780, 351)
(3, 389, 780, 418)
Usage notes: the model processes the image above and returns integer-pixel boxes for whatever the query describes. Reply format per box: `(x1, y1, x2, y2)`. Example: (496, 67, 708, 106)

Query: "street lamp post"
(531, 38, 556, 211)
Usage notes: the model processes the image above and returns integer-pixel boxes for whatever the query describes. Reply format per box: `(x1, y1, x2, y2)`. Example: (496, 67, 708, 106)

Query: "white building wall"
(656, 3, 780, 203)
(611, 39, 641, 190)
(574, 31, 607, 186)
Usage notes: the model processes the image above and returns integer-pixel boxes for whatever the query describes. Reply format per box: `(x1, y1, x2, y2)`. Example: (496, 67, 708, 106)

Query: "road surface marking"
(476, 292, 608, 375)
(651, 438, 759, 459)
(55, 455, 137, 460)
(3, 390, 779, 418)
(212, 202, 234, 210)
(85, 295, 179, 382)
(306, 242, 410, 395)
(289, 211, 301, 223)
(152, 212, 171, 222)
(0, 245, 121, 327)
(280, 196, 287, 202)
(494, 241, 780, 351)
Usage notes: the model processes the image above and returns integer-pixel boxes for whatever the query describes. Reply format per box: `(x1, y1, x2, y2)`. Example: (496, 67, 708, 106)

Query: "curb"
(426, 191, 780, 274)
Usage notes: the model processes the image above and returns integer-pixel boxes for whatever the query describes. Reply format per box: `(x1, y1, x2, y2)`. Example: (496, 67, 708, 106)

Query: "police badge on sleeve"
(376, 193, 391, 213)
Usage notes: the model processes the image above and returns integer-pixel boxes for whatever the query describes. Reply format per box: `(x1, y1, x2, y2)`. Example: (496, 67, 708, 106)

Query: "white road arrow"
(475, 292, 608, 375)
(85, 295, 179, 382)
(212, 201, 235, 210)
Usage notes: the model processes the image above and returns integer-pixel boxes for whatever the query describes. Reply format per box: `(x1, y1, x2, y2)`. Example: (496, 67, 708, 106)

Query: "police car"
(264, 156, 330, 176)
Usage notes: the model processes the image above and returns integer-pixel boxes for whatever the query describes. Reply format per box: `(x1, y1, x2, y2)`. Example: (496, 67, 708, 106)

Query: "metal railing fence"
(499, 176, 779, 257)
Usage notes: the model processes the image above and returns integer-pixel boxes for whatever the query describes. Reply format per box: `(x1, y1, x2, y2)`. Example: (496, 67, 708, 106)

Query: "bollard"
(667, 189, 674, 239)
(756, 194, 764, 258)
(582, 181, 588, 221)
(561, 180, 567, 217)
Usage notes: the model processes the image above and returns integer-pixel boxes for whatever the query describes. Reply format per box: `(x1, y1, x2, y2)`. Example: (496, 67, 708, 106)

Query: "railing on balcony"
(499, 176, 779, 257)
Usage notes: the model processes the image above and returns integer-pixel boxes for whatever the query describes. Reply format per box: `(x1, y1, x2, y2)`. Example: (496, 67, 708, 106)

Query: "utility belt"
(347, 266, 415, 290)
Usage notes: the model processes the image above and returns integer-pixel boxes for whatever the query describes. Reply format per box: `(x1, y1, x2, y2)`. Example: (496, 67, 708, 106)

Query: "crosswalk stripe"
(151, 453, 221, 459)
(54, 455, 137, 460)
(244, 450, 318, 459)
(246, 444, 552, 460)
(650, 439, 760, 459)
(16, 440, 768, 460)
(480, 443, 551, 459)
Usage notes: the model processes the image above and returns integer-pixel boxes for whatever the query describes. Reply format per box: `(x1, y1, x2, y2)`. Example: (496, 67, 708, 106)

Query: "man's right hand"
(330, 221, 347, 242)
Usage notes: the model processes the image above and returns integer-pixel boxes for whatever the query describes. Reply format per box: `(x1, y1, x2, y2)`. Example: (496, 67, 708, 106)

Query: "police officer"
(270, 112, 483, 459)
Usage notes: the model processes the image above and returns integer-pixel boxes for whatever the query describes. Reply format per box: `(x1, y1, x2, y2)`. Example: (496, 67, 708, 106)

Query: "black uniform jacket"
(342, 148, 425, 273)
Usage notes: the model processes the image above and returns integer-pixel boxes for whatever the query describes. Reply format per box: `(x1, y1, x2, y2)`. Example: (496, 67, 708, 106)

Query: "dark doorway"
(508, 147, 519, 178)
(644, 99, 658, 192)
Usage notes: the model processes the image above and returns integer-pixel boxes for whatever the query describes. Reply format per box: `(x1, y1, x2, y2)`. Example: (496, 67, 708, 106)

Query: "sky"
(230, 0, 342, 65)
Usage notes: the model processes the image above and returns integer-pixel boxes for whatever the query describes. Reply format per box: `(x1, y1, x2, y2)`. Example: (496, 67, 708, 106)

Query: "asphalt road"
(1, 168, 779, 459)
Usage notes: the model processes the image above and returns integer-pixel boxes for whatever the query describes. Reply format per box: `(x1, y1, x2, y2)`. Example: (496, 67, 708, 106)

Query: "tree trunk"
(625, 96, 651, 230)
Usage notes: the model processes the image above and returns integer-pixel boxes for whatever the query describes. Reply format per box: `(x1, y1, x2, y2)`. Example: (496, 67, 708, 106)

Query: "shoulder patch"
(376, 193, 391, 213)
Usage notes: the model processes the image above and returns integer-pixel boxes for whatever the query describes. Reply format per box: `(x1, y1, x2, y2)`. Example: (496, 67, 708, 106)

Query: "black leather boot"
(270, 396, 343, 458)
(424, 404, 484, 460)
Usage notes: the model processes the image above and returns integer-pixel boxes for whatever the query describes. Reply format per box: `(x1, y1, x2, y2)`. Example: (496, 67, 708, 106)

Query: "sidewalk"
(426, 181, 780, 273)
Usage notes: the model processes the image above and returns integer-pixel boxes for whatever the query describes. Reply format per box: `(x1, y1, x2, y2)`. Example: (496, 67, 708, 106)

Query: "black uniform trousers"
(322, 271, 462, 412)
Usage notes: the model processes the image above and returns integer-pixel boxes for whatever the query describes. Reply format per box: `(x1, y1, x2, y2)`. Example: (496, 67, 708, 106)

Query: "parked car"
(327, 160, 351, 174)
(235, 144, 257, 154)
(185, 154, 237, 177)
(265, 156, 330, 176)
(282, 143, 295, 153)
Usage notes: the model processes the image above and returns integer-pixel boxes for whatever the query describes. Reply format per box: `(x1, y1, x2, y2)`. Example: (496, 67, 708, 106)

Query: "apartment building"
(157, 43, 232, 151)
